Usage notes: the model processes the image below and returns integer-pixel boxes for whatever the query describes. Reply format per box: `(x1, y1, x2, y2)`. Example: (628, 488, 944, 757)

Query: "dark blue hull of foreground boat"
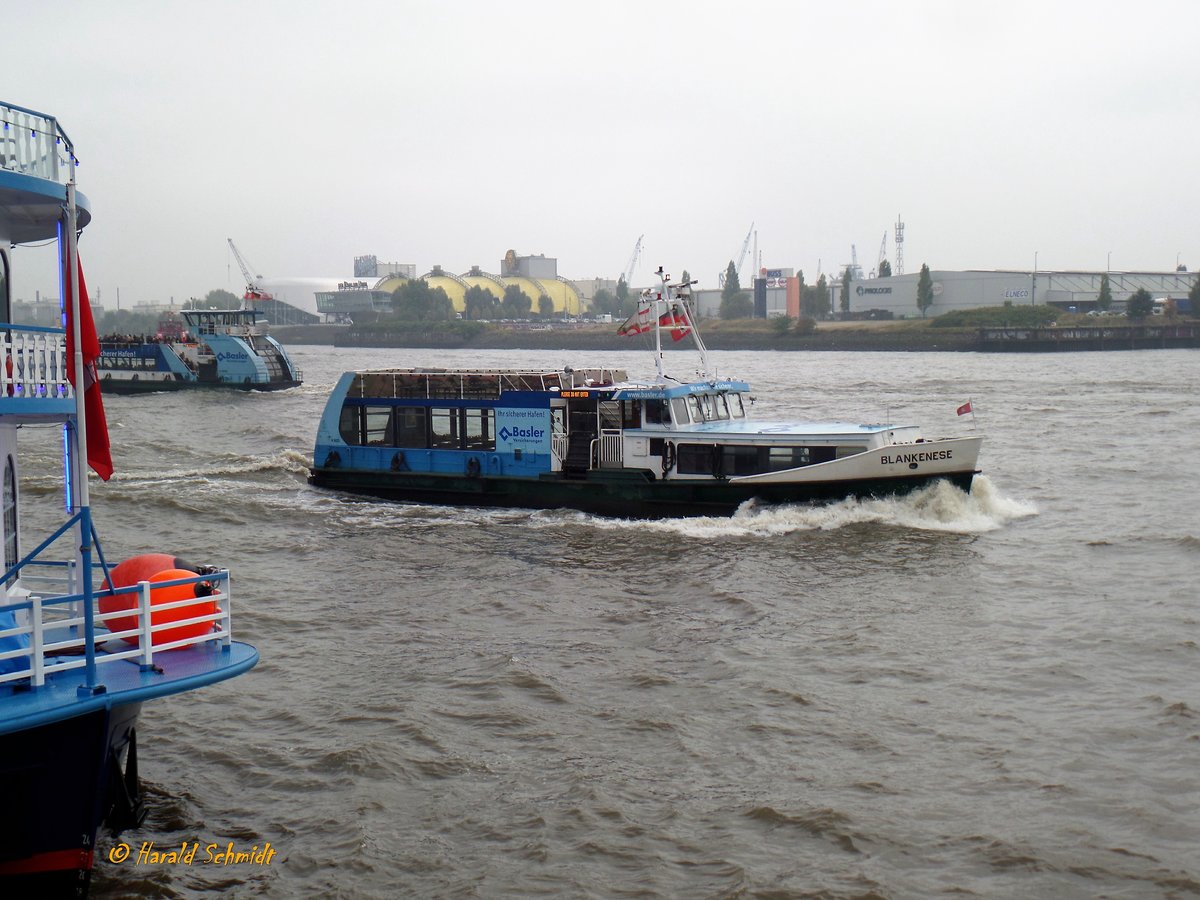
(0, 702, 141, 894)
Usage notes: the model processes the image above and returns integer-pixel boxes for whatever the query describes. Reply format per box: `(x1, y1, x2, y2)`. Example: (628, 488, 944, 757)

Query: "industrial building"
(838, 269, 1197, 319)
(317, 251, 583, 322)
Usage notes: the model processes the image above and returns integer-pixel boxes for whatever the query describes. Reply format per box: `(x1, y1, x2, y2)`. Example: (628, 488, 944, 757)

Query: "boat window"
(670, 398, 689, 426)
(768, 447, 810, 471)
(364, 407, 393, 446)
(677, 443, 714, 474)
(700, 395, 715, 420)
(339, 405, 363, 445)
(727, 393, 746, 418)
(4, 455, 16, 586)
(645, 399, 668, 425)
(687, 395, 703, 423)
(676, 444, 837, 476)
(395, 407, 428, 447)
(712, 394, 730, 420)
(465, 408, 496, 450)
(621, 401, 642, 429)
(551, 407, 566, 435)
(430, 408, 461, 449)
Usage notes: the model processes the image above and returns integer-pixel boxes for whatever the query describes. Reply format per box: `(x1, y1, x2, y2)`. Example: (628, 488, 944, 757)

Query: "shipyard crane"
(719, 222, 755, 287)
(623, 234, 644, 286)
(874, 231, 887, 277)
(227, 238, 274, 302)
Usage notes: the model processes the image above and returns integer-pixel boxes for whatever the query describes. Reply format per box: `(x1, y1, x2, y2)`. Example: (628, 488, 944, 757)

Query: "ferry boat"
(97, 306, 301, 393)
(1, 101, 258, 893)
(308, 268, 983, 517)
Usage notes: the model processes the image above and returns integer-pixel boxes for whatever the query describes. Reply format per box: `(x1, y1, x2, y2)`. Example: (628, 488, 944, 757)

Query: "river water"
(25, 344, 1194, 898)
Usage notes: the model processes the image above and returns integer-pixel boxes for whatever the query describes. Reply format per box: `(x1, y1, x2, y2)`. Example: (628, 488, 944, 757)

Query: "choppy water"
(24, 345, 1196, 897)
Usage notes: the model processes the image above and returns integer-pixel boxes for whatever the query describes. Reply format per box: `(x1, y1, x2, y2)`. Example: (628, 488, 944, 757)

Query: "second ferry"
(97, 306, 302, 394)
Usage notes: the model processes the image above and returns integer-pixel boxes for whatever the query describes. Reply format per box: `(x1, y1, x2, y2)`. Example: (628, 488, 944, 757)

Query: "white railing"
(596, 430, 624, 469)
(0, 102, 75, 183)
(0, 570, 233, 689)
(1, 325, 72, 400)
(551, 432, 568, 470)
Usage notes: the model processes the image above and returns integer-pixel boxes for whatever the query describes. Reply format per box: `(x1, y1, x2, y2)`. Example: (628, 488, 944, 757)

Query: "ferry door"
(550, 402, 567, 471)
(563, 398, 598, 475)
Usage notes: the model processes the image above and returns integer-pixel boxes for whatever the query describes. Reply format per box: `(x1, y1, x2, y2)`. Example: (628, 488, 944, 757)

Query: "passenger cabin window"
(339, 405, 362, 444)
(430, 408, 460, 449)
(677, 444, 837, 475)
(670, 398, 689, 426)
(621, 400, 642, 429)
(645, 399, 668, 425)
(728, 393, 746, 417)
(364, 407, 393, 445)
(687, 395, 703, 423)
(395, 407, 428, 446)
(464, 409, 496, 450)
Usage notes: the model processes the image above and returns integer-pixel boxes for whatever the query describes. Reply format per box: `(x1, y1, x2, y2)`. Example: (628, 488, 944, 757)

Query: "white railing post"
(31, 596, 45, 687)
(137, 581, 154, 668)
(220, 572, 232, 648)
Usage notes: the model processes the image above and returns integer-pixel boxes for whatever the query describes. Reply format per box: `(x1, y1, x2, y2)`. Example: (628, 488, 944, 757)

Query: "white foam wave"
(578, 475, 1036, 538)
(112, 449, 313, 483)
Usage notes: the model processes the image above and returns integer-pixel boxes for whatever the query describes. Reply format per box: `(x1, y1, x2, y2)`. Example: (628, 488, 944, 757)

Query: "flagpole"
(65, 181, 90, 512)
(653, 269, 665, 382)
(65, 175, 99, 692)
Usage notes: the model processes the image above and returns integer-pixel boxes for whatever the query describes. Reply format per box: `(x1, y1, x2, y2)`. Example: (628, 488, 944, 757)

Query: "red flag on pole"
(658, 305, 692, 341)
(617, 304, 652, 336)
(64, 258, 114, 481)
(956, 401, 973, 417)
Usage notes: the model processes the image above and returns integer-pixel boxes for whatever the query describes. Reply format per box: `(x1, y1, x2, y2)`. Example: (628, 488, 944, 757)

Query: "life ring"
(466, 457, 481, 478)
(324, 450, 341, 467)
(390, 451, 407, 472)
(661, 441, 676, 477)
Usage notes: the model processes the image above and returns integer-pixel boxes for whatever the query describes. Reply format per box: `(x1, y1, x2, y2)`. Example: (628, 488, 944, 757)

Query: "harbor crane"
(873, 231, 887, 278)
(622, 234, 644, 286)
(719, 221, 755, 287)
(227, 238, 274, 302)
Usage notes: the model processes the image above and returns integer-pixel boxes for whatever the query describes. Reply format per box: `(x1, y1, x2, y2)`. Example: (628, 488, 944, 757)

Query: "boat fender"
(466, 457, 481, 478)
(662, 441, 676, 477)
(390, 451, 407, 472)
(324, 450, 341, 468)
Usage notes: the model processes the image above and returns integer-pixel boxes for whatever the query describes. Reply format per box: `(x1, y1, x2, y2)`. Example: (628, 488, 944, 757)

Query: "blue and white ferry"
(309, 269, 983, 517)
(0, 101, 258, 893)
(97, 307, 301, 393)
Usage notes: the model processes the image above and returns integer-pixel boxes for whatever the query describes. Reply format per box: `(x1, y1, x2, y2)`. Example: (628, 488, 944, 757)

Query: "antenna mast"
(894, 215, 905, 276)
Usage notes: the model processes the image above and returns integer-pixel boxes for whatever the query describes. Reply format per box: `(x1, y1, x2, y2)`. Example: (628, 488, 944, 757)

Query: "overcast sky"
(6, 0, 1198, 308)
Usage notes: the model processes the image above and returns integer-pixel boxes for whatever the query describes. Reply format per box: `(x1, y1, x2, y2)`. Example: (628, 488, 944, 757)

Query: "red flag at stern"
(64, 258, 113, 481)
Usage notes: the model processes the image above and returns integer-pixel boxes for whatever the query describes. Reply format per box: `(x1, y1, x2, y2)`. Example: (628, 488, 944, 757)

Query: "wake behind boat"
(98, 307, 301, 394)
(308, 268, 982, 517)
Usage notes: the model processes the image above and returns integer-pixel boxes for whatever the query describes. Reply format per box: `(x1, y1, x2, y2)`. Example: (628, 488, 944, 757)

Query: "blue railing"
(0, 101, 76, 184)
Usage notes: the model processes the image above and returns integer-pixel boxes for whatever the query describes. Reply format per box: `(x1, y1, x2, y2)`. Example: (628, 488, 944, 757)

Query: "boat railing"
(551, 432, 568, 470)
(351, 369, 566, 401)
(0, 568, 234, 689)
(0, 102, 75, 183)
(1, 323, 72, 401)
(595, 429, 624, 469)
